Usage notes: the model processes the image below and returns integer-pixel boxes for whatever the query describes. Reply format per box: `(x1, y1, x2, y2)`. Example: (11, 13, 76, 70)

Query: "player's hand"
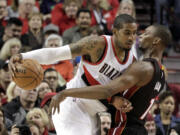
(112, 96, 133, 113)
(49, 92, 66, 115)
(8, 54, 22, 77)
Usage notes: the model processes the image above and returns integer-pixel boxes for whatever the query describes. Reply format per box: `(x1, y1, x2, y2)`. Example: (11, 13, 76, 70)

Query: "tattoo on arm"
(96, 48, 104, 60)
(70, 36, 104, 57)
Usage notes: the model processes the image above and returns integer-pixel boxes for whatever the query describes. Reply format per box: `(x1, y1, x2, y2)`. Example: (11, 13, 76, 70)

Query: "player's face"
(139, 26, 155, 50)
(159, 96, 175, 116)
(114, 23, 137, 50)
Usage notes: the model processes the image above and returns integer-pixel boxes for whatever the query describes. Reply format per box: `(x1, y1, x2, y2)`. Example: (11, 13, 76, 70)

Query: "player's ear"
(152, 37, 161, 46)
(112, 28, 118, 35)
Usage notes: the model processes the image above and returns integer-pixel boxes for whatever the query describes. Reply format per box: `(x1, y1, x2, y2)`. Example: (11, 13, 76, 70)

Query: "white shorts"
(52, 97, 107, 135)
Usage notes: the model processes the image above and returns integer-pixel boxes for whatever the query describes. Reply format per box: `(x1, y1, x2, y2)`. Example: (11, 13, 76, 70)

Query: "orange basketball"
(12, 59, 44, 90)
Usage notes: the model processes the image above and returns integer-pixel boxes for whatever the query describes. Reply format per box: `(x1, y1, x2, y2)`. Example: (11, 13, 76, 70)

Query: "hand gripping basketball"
(11, 58, 44, 90)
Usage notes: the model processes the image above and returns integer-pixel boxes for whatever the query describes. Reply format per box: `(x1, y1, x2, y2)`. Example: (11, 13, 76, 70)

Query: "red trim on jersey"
(123, 85, 140, 99)
(108, 111, 127, 135)
(111, 37, 130, 64)
(83, 66, 100, 85)
(82, 35, 108, 65)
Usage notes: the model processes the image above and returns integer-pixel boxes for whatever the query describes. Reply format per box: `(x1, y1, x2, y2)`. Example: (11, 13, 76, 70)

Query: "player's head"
(139, 24, 172, 52)
(112, 14, 137, 51)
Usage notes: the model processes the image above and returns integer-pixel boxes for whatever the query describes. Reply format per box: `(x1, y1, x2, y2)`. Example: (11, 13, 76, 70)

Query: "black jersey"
(108, 58, 165, 135)
(124, 58, 165, 125)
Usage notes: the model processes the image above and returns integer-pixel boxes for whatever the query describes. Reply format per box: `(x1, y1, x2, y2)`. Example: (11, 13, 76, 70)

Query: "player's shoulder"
(131, 60, 154, 75)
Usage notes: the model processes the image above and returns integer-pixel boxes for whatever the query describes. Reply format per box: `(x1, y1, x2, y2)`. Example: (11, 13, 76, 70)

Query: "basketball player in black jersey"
(49, 24, 172, 135)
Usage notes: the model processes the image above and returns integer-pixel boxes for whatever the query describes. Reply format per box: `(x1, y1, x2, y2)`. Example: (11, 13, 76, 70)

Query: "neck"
(141, 48, 163, 63)
(20, 99, 35, 111)
(79, 27, 89, 36)
(112, 36, 127, 62)
(160, 112, 171, 124)
(30, 28, 40, 35)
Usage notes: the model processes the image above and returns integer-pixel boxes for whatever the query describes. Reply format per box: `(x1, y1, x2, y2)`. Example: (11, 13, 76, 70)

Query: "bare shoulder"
(70, 35, 105, 57)
(127, 61, 154, 86)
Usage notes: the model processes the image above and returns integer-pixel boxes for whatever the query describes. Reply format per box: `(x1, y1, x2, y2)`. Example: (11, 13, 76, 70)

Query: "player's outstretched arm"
(49, 61, 154, 114)
(9, 35, 105, 73)
(23, 35, 105, 64)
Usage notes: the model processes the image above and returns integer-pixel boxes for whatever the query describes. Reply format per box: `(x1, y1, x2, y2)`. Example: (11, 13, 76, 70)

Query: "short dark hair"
(152, 24, 172, 47)
(6, 17, 23, 27)
(76, 8, 91, 18)
(158, 91, 174, 104)
(44, 68, 57, 75)
(113, 14, 136, 30)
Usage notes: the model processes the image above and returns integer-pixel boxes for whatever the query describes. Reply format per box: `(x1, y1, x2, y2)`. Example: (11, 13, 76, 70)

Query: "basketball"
(12, 59, 44, 90)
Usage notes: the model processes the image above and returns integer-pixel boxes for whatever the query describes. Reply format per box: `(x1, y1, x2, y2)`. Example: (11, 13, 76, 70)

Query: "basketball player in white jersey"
(9, 14, 137, 135)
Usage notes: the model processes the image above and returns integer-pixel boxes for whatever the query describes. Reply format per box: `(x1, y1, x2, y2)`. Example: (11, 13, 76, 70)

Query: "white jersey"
(67, 35, 135, 88)
(52, 35, 136, 135)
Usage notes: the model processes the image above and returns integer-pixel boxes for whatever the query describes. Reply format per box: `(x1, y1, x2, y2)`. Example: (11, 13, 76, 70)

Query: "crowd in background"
(0, 0, 179, 135)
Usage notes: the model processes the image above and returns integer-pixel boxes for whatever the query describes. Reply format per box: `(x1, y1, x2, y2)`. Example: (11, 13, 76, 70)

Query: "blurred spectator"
(155, 0, 169, 26)
(0, 107, 8, 135)
(0, 60, 11, 105)
(83, 0, 119, 34)
(144, 113, 156, 135)
(42, 34, 74, 82)
(98, 112, 112, 135)
(18, 0, 39, 34)
(44, 68, 66, 92)
(0, 17, 22, 49)
(62, 9, 91, 44)
(44, 34, 63, 48)
(28, 121, 41, 135)
(3, 87, 39, 130)
(40, 0, 63, 24)
(26, 108, 51, 135)
(0, 38, 21, 61)
(36, 80, 52, 101)
(51, 0, 82, 34)
(21, 12, 44, 51)
(168, 83, 180, 117)
(43, 23, 59, 40)
(40, 0, 62, 15)
(40, 92, 56, 134)
(10, 124, 31, 135)
(155, 91, 180, 135)
(107, 0, 136, 32)
(7, 0, 19, 18)
(89, 25, 104, 36)
(6, 82, 21, 102)
(116, 0, 136, 18)
(0, 0, 7, 37)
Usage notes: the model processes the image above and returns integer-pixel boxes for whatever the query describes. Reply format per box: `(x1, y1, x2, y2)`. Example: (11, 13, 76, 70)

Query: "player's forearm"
(62, 85, 113, 100)
(21, 45, 72, 65)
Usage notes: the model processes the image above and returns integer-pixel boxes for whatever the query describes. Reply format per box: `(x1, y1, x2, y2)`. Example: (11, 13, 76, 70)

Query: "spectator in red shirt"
(18, 0, 39, 34)
(43, 34, 74, 82)
(51, 0, 82, 35)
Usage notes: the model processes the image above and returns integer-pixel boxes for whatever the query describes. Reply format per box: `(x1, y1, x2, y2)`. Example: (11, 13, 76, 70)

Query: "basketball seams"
(13, 59, 43, 90)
